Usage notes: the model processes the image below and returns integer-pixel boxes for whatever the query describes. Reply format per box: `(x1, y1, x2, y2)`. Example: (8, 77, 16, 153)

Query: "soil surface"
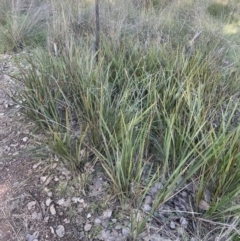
(0, 54, 27, 240)
(0, 54, 45, 241)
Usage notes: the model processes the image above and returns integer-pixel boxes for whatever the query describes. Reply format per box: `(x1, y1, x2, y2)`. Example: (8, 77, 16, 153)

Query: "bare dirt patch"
(0, 54, 39, 241)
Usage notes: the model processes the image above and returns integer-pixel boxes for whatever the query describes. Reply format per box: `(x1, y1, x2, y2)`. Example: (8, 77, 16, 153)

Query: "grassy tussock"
(0, 0, 49, 52)
(8, 0, 240, 239)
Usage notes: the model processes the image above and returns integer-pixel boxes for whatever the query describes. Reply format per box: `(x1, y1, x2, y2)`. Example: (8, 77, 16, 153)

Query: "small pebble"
(47, 192, 52, 197)
(50, 205, 56, 215)
(57, 198, 65, 206)
(26, 231, 39, 241)
(180, 217, 188, 229)
(111, 219, 117, 223)
(63, 218, 70, 223)
(27, 201, 36, 210)
(103, 209, 112, 219)
(198, 199, 210, 211)
(54, 176, 59, 181)
(114, 225, 122, 230)
(94, 218, 102, 224)
(142, 204, 151, 212)
(149, 187, 158, 195)
(180, 191, 188, 198)
(84, 224, 92, 232)
(56, 225, 65, 237)
(46, 198, 52, 206)
(50, 226, 55, 234)
(72, 197, 83, 203)
(144, 195, 152, 205)
(22, 137, 28, 142)
(170, 221, 176, 230)
(31, 212, 42, 220)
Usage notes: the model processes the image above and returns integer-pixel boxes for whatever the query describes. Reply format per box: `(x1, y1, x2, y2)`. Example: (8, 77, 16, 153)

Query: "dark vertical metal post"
(95, 0, 100, 63)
